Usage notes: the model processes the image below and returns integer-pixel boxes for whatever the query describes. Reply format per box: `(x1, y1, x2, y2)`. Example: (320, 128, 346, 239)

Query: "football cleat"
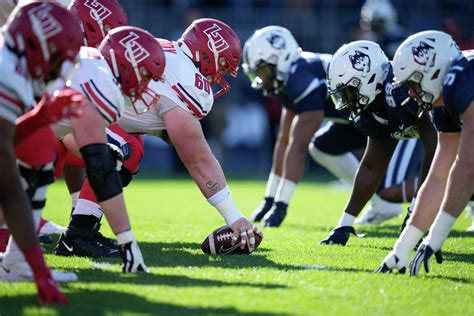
(0, 261, 77, 282)
(376, 250, 408, 274)
(55, 233, 118, 258)
(38, 218, 67, 236)
(250, 197, 274, 222)
(261, 202, 288, 227)
(95, 231, 118, 250)
(355, 198, 403, 225)
(319, 226, 364, 246)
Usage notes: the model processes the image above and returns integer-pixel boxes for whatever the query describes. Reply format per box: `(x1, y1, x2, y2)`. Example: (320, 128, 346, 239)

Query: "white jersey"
(118, 40, 214, 136)
(0, 38, 35, 124)
(53, 46, 124, 137)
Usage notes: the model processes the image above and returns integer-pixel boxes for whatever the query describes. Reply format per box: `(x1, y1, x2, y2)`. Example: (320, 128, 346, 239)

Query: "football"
(201, 225, 263, 255)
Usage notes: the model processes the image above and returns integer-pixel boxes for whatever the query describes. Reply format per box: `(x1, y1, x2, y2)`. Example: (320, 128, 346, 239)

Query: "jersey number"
(195, 74, 211, 94)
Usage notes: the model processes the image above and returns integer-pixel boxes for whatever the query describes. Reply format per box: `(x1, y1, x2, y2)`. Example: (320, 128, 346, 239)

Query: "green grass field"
(0, 178, 473, 315)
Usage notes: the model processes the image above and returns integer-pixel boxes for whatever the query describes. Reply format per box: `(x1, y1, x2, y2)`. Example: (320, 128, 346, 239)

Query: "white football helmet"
(327, 40, 390, 113)
(392, 30, 461, 110)
(242, 25, 301, 95)
(360, 0, 398, 34)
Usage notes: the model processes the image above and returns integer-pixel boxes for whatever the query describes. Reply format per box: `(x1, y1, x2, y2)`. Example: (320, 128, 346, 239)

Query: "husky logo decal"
(119, 32, 150, 63)
(349, 50, 371, 72)
(84, 0, 112, 22)
(412, 41, 436, 67)
(267, 33, 286, 50)
(204, 24, 230, 54)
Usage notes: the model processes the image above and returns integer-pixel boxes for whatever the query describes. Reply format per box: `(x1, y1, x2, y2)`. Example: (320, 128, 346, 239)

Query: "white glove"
(118, 240, 148, 273)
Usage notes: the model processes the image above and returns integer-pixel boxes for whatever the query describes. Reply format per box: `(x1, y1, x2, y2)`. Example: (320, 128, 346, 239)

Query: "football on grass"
(201, 225, 262, 255)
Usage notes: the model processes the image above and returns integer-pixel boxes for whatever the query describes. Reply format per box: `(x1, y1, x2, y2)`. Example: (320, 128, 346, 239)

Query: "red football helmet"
(3, 2, 83, 91)
(69, 0, 128, 48)
(178, 18, 241, 99)
(99, 26, 165, 113)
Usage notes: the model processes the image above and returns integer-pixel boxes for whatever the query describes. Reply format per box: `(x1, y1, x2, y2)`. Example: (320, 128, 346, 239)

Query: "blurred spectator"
(442, 17, 474, 50)
(359, 0, 405, 58)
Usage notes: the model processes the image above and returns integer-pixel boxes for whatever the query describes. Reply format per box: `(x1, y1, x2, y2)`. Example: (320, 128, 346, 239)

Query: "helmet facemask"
(329, 77, 370, 114)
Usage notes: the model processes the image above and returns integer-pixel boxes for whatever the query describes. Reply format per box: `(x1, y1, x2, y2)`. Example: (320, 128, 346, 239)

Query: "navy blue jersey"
(341, 68, 421, 140)
(433, 50, 474, 133)
(279, 52, 343, 121)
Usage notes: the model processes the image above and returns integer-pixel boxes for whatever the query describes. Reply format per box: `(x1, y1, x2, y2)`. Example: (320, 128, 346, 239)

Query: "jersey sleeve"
(72, 59, 124, 125)
(429, 106, 462, 133)
(285, 69, 327, 113)
(0, 49, 35, 123)
(443, 63, 474, 117)
(0, 82, 25, 123)
(170, 73, 213, 119)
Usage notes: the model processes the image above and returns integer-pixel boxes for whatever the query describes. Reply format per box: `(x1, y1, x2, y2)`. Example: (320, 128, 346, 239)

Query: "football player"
(0, 1, 84, 304)
(59, 18, 263, 252)
(377, 31, 472, 275)
(51, 0, 135, 258)
(2, 24, 165, 274)
(243, 26, 420, 227)
(319, 40, 437, 246)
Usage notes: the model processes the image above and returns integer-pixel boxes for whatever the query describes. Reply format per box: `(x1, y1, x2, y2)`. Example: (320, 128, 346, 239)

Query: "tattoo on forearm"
(206, 181, 221, 193)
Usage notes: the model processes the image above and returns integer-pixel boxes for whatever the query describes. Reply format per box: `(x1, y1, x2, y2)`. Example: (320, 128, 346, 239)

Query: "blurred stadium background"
(119, 0, 474, 176)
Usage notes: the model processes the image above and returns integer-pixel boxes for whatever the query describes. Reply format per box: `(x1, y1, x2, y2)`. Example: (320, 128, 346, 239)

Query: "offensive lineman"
(56, 18, 263, 254)
(0, 1, 83, 303)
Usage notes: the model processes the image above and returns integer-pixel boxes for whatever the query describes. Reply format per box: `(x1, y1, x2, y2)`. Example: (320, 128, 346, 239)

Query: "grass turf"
(0, 179, 472, 315)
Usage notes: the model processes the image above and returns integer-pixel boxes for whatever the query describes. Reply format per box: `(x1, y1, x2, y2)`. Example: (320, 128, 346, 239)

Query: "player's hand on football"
(34, 270, 68, 305)
(119, 240, 148, 273)
(230, 218, 264, 252)
(409, 242, 443, 276)
(40, 88, 86, 124)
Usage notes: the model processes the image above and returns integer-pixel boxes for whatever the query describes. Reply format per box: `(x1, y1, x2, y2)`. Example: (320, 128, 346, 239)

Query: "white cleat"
(0, 262, 78, 282)
(355, 195, 402, 225)
(38, 218, 67, 236)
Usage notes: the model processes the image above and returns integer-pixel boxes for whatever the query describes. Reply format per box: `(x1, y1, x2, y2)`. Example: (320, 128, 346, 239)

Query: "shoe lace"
(95, 232, 118, 249)
(74, 238, 116, 256)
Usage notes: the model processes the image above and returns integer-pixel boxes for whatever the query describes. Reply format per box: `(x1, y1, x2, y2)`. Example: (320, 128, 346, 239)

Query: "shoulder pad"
(158, 42, 214, 119)
(0, 46, 35, 110)
(71, 55, 124, 124)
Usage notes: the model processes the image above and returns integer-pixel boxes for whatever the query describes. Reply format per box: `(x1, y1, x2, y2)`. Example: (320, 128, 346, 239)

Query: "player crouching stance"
(0, 2, 84, 303)
(319, 41, 437, 246)
(67, 18, 263, 252)
(378, 31, 471, 275)
(50, 26, 165, 271)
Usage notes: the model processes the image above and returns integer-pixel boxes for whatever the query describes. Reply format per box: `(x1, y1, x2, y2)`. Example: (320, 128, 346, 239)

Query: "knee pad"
(18, 161, 54, 200)
(119, 168, 133, 187)
(79, 143, 122, 202)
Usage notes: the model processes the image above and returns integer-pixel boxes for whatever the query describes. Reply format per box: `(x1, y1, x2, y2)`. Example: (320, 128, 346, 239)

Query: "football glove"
(409, 243, 443, 276)
(319, 226, 364, 246)
(119, 240, 148, 273)
(375, 250, 408, 274)
(250, 197, 274, 222)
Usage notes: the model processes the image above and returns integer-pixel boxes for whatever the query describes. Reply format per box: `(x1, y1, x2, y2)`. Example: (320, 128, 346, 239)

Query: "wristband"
(208, 186, 243, 226)
(116, 230, 135, 245)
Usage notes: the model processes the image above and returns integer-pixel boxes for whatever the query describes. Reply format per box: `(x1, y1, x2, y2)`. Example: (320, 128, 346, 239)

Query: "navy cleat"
(250, 197, 274, 222)
(319, 226, 364, 246)
(261, 202, 288, 227)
